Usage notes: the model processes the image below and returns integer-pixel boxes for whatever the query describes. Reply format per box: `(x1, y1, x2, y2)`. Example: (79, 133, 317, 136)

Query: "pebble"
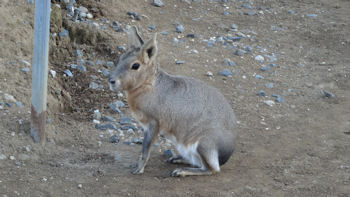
(0, 154, 6, 160)
(109, 101, 125, 113)
(132, 137, 143, 144)
(101, 116, 116, 122)
(18, 154, 30, 161)
(96, 60, 104, 65)
(109, 135, 119, 143)
(222, 58, 236, 66)
(231, 24, 238, 29)
(74, 50, 83, 57)
(152, 0, 164, 7)
(4, 94, 16, 102)
(78, 184, 82, 189)
(265, 83, 274, 88)
(70, 64, 86, 72)
(206, 71, 213, 76)
(257, 90, 265, 96)
(64, 69, 73, 77)
(264, 100, 275, 107)
(89, 82, 104, 90)
(255, 74, 264, 79)
(175, 24, 185, 33)
(86, 13, 93, 19)
(245, 10, 256, 16)
(19, 60, 31, 66)
(95, 123, 118, 131)
(5, 103, 12, 107)
(163, 149, 173, 158)
(114, 154, 121, 161)
(306, 14, 318, 18)
(255, 55, 265, 62)
(49, 69, 56, 77)
(245, 46, 252, 53)
(260, 66, 270, 72)
(175, 60, 185, 64)
(15, 101, 23, 108)
(105, 61, 115, 68)
(264, 54, 277, 63)
(272, 94, 284, 103)
(148, 24, 156, 31)
(93, 110, 101, 120)
(160, 31, 168, 35)
(20, 68, 30, 73)
(117, 46, 126, 52)
(288, 10, 295, 14)
(9, 156, 15, 160)
(323, 90, 335, 98)
(234, 49, 245, 56)
(101, 69, 110, 77)
(218, 69, 232, 77)
(120, 117, 132, 125)
(58, 28, 69, 37)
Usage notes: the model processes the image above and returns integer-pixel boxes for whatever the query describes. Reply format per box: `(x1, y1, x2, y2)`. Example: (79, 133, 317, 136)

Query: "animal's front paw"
(170, 168, 186, 177)
(131, 165, 144, 175)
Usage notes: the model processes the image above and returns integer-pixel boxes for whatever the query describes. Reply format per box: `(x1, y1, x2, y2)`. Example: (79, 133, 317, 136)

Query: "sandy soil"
(0, 0, 349, 196)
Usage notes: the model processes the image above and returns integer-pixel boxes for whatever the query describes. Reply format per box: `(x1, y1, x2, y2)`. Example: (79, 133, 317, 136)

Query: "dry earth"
(0, 0, 349, 196)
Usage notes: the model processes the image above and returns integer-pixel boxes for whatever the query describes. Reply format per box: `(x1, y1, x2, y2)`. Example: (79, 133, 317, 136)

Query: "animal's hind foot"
(165, 156, 189, 165)
(170, 167, 213, 177)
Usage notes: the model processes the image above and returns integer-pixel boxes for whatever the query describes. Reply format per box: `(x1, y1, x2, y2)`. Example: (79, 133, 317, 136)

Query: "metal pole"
(31, 0, 51, 143)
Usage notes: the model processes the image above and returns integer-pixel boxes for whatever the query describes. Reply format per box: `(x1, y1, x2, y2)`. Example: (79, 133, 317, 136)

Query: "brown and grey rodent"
(109, 26, 237, 177)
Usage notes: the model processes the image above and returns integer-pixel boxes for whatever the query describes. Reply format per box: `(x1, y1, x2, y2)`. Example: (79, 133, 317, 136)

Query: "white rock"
(9, 156, 15, 160)
(49, 69, 56, 78)
(93, 119, 100, 124)
(78, 6, 88, 13)
(0, 154, 6, 160)
(206, 71, 213, 76)
(4, 93, 16, 102)
(264, 100, 275, 107)
(19, 60, 31, 66)
(255, 55, 265, 62)
(78, 184, 82, 188)
(86, 13, 93, 19)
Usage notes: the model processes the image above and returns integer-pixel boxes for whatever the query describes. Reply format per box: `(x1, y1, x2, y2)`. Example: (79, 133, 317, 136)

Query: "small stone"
(152, 0, 164, 7)
(245, 46, 252, 53)
(272, 94, 283, 103)
(148, 24, 156, 31)
(105, 61, 115, 68)
(9, 156, 15, 160)
(206, 71, 213, 76)
(19, 60, 31, 66)
(21, 68, 30, 73)
(323, 90, 335, 98)
(120, 117, 132, 125)
(109, 101, 125, 113)
(86, 13, 93, 19)
(163, 149, 173, 158)
(306, 14, 317, 18)
(241, 3, 253, 9)
(222, 59, 236, 66)
(175, 60, 185, 64)
(109, 135, 119, 143)
(78, 184, 82, 189)
(257, 90, 265, 96)
(264, 55, 277, 63)
(93, 110, 101, 120)
(18, 154, 30, 161)
(117, 46, 126, 52)
(260, 66, 270, 72)
(264, 100, 275, 107)
(70, 64, 86, 72)
(49, 69, 56, 77)
(96, 60, 104, 65)
(42, 177, 47, 182)
(186, 33, 198, 38)
(58, 28, 69, 37)
(245, 10, 256, 16)
(78, 6, 88, 14)
(288, 10, 295, 14)
(64, 69, 73, 77)
(255, 75, 264, 79)
(15, 102, 23, 108)
(175, 24, 184, 33)
(132, 137, 142, 144)
(114, 154, 120, 161)
(231, 24, 238, 29)
(234, 49, 245, 56)
(4, 94, 16, 102)
(265, 83, 274, 89)
(74, 50, 83, 57)
(89, 82, 103, 90)
(101, 116, 116, 122)
(160, 31, 168, 35)
(0, 154, 6, 160)
(223, 11, 229, 16)
(101, 69, 110, 77)
(95, 123, 118, 131)
(255, 55, 264, 62)
(218, 69, 232, 77)
(5, 103, 12, 107)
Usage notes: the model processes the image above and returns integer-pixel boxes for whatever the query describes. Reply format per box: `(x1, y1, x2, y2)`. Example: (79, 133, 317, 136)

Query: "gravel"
(218, 69, 232, 77)
(152, 0, 164, 7)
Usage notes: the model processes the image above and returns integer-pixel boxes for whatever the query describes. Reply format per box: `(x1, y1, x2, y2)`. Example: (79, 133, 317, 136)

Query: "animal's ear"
(127, 26, 144, 50)
(141, 33, 158, 64)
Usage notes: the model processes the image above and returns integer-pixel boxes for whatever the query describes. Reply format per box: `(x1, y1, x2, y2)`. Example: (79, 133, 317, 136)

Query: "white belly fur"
(162, 132, 204, 169)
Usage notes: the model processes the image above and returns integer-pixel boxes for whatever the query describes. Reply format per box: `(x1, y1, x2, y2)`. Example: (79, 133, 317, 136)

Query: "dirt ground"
(0, 0, 349, 196)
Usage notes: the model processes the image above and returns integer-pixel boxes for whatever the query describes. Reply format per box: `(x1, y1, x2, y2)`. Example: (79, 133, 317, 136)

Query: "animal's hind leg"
(166, 155, 191, 165)
(170, 141, 220, 177)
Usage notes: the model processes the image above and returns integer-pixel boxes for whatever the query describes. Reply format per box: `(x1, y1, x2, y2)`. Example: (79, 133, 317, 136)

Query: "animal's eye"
(131, 63, 140, 70)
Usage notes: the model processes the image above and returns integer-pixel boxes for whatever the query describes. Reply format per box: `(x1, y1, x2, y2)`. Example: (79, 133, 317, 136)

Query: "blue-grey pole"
(31, 0, 51, 143)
